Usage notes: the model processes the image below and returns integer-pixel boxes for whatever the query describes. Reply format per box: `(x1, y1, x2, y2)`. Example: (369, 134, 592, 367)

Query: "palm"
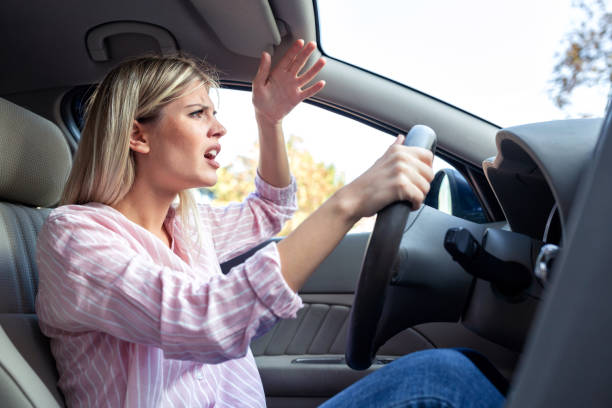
(252, 40, 326, 124)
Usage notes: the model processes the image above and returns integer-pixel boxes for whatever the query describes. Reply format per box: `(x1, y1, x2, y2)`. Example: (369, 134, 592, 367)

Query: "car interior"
(1, 0, 612, 407)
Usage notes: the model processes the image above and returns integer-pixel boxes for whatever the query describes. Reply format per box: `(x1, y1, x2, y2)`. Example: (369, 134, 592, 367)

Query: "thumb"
(254, 51, 271, 86)
(394, 134, 405, 145)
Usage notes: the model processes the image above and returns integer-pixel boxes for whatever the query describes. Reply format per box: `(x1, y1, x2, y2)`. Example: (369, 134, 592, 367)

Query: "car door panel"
(239, 215, 520, 406)
(299, 232, 368, 293)
(248, 231, 434, 405)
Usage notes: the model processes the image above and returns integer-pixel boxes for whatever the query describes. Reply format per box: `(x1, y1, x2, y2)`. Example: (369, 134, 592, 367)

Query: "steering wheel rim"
(345, 125, 437, 370)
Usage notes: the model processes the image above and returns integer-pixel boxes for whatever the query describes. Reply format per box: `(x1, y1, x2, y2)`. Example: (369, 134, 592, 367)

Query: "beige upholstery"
(0, 326, 60, 407)
(0, 98, 70, 207)
(0, 97, 71, 406)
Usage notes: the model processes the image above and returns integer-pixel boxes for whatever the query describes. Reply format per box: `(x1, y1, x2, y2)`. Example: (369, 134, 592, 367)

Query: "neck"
(111, 177, 177, 244)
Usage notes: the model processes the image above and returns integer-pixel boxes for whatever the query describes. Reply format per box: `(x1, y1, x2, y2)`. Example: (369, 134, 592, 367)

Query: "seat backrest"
(0, 97, 72, 407)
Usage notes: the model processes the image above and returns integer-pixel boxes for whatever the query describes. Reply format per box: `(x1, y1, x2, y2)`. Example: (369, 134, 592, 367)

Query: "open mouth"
(204, 145, 221, 169)
(204, 143, 221, 160)
(204, 149, 218, 160)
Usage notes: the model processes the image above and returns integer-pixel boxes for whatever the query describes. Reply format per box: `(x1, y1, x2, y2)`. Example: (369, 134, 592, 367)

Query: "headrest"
(0, 98, 71, 207)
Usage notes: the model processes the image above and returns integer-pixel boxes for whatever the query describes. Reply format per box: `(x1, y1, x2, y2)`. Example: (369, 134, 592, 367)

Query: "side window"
(206, 88, 489, 234)
(208, 87, 393, 234)
(65, 86, 486, 228)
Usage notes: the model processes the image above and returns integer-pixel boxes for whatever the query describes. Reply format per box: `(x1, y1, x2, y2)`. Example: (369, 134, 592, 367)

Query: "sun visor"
(188, 0, 282, 57)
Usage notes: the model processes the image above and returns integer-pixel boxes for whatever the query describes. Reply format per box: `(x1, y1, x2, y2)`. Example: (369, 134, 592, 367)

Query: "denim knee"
(387, 349, 503, 407)
(321, 349, 504, 408)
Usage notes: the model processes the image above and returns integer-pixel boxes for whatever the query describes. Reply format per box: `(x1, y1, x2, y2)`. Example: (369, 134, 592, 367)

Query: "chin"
(198, 176, 218, 188)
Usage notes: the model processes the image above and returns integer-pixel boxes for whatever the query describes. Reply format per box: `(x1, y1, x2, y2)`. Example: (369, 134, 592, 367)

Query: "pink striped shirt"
(35, 175, 302, 407)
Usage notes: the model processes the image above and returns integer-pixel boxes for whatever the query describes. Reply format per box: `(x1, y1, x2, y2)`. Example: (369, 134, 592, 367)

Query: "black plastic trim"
(59, 85, 96, 154)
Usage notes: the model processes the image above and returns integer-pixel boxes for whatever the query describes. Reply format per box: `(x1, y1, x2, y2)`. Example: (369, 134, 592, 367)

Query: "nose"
(209, 117, 226, 139)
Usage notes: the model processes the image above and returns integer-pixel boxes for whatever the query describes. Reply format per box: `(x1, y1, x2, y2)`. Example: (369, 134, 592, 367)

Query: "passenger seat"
(0, 97, 71, 407)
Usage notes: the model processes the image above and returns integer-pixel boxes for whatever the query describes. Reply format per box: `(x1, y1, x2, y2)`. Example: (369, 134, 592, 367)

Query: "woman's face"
(136, 81, 227, 193)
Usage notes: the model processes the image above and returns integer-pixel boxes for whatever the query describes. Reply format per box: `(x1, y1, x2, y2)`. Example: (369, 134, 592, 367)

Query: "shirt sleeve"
(202, 172, 297, 263)
(35, 213, 302, 364)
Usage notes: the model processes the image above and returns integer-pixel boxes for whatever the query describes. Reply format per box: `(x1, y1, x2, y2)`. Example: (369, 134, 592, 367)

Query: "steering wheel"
(346, 125, 437, 370)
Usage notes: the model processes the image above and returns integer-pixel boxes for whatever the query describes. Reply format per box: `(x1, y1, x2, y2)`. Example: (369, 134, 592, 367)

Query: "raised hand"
(252, 39, 326, 125)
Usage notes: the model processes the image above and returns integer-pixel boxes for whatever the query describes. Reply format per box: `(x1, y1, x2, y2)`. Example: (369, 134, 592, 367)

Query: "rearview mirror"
(424, 168, 487, 223)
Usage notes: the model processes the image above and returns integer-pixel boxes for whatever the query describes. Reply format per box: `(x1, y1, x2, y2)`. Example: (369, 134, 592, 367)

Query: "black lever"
(444, 227, 532, 296)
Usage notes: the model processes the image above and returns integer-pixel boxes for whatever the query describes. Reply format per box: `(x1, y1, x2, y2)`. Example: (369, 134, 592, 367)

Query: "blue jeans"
(320, 349, 505, 408)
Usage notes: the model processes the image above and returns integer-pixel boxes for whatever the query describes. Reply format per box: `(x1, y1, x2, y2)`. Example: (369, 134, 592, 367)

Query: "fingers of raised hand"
(297, 56, 326, 87)
(295, 55, 326, 100)
(280, 39, 306, 71)
(254, 51, 272, 87)
(269, 39, 325, 102)
(300, 80, 326, 100)
(287, 40, 317, 75)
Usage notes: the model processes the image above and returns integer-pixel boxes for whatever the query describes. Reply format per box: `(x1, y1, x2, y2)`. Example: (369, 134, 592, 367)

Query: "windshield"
(316, 0, 610, 127)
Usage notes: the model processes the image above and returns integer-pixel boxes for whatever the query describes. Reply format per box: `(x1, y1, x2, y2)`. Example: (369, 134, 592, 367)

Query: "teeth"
(206, 149, 218, 159)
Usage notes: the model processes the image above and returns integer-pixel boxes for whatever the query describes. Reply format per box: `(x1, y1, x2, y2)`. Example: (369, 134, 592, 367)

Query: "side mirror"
(424, 168, 487, 223)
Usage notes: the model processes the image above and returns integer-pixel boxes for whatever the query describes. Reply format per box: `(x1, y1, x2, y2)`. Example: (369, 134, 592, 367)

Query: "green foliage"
(550, 0, 611, 109)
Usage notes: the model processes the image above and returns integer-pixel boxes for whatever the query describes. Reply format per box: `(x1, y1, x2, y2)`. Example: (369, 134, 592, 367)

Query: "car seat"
(0, 97, 71, 407)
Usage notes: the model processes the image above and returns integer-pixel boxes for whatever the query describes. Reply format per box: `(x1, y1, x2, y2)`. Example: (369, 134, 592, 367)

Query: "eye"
(189, 109, 204, 118)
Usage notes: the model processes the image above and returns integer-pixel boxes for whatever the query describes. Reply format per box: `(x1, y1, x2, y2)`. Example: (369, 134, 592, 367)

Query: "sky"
(214, 0, 610, 184)
(317, 0, 610, 127)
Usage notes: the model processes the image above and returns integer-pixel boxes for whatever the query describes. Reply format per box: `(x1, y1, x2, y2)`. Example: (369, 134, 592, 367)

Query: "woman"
(35, 40, 502, 407)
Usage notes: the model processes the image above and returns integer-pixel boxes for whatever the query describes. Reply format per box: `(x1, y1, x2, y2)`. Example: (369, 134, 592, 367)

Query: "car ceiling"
(0, 0, 267, 93)
(0, 0, 499, 167)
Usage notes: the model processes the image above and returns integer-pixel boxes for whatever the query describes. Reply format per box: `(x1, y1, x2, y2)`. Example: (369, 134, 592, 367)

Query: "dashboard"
(483, 118, 603, 245)
(453, 118, 604, 350)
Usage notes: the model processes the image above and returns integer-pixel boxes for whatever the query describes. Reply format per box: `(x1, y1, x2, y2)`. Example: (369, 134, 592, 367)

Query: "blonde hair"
(61, 54, 219, 248)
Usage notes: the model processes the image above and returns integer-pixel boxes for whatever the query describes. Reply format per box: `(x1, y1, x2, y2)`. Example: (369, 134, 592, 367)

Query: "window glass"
(316, 0, 609, 127)
(203, 88, 459, 235)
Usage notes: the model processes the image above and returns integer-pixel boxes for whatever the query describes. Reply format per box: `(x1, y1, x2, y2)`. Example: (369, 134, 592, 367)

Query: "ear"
(129, 120, 151, 155)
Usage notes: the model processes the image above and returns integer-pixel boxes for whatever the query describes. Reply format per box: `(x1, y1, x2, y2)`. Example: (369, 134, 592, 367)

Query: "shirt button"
(196, 372, 204, 381)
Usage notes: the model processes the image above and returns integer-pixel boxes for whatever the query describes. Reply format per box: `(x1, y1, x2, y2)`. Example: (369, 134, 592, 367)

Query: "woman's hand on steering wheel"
(339, 135, 435, 222)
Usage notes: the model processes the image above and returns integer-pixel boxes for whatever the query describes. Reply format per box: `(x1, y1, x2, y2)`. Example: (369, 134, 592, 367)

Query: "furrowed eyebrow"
(184, 103, 210, 110)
